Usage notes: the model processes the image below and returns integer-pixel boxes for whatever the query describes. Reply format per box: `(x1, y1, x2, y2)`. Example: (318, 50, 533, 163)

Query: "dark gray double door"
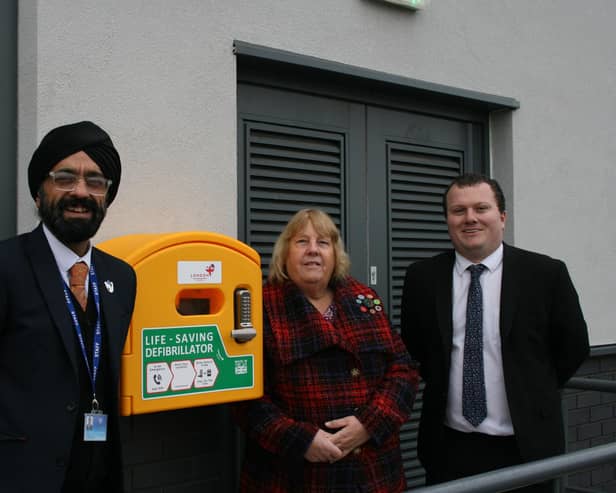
(238, 80, 487, 487)
(238, 82, 485, 322)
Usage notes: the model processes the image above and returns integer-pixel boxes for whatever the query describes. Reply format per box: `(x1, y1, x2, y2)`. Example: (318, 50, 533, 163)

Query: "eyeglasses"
(48, 171, 112, 196)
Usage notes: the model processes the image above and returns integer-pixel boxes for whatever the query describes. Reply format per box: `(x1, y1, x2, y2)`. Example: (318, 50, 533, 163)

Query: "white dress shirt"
(445, 243, 514, 435)
(42, 224, 93, 297)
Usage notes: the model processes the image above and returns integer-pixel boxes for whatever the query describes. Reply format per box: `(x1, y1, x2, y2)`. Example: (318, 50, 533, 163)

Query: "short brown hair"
(443, 173, 506, 216)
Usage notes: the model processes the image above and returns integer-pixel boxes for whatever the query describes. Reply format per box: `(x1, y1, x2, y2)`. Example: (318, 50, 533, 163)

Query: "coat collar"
(435, 250, 455, 370)
(437, 243, 518, 343)
(264, 278, 392, 365)
(499, 243, 518, 339)
(25, 224, 79, 374)
(91, 248, 125, 378)
(24, 224, 125, 379)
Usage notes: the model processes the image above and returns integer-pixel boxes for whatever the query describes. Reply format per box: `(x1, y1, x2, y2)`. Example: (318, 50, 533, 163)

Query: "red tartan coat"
(233, 277, 419, 493)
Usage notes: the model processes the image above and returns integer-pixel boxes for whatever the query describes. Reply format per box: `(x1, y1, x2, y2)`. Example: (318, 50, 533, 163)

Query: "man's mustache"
(58, 196, 98, 214)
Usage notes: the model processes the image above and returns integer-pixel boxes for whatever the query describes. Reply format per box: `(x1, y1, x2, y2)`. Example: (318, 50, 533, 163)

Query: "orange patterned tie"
(69, 261, 89, 311)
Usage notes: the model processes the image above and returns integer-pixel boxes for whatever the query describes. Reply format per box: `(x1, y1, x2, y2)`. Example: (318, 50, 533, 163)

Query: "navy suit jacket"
(0, 224, 136, 492)
(400, 243, 589, 474)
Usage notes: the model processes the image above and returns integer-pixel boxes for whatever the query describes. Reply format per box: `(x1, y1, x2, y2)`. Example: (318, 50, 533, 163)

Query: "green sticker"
(142, 325, 254, 399)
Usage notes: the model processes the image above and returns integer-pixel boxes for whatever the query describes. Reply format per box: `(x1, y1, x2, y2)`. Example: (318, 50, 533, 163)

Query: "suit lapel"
(436, 251, 455, 370)
(25, 224, 79, 374)
(92, 249, 123, 380)
(500, 243, 518, 339)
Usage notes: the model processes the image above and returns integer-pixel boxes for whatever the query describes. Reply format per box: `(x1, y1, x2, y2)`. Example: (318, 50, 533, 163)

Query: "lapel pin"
(104, 280, 114, 293)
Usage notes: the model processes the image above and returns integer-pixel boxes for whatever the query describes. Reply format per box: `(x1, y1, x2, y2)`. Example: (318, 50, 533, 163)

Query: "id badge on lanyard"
(84, 401, 108, 442)
(63, 263, 108, 442)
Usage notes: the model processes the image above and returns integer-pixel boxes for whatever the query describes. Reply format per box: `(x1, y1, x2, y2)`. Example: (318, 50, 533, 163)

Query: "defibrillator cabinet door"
(98, 231, 263, 416)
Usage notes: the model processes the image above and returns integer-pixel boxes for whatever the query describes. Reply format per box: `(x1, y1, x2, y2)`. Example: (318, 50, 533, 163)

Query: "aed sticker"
(142, 324, 254, 400)
(177, 261, 222, 284)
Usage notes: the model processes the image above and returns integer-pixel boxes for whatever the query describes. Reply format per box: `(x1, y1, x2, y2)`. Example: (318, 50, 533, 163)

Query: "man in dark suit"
(401, 173, 589, 492)
(0, 121, 136, 492)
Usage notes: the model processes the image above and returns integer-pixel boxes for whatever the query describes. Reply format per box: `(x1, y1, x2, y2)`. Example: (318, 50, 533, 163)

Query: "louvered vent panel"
(388, 142, 463, 326)
(400, 381, 425, 489)
(244, 122, 345, 278)
(387, 142, 463, 489)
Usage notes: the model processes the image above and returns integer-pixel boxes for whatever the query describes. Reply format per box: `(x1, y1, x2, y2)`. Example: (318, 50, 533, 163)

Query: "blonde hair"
(268, 208, 351, 284)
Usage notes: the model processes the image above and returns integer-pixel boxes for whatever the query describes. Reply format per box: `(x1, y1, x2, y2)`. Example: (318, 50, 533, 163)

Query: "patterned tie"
(69, 261, 89, 311)
(462, 263, 487, 427)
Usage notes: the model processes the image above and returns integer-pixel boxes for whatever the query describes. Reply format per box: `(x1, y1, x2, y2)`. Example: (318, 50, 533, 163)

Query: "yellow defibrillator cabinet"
(97, 232, 263, 416)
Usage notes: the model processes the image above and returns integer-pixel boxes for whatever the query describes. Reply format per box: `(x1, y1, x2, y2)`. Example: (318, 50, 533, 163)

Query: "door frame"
(235, 41, 519, 488)
(235, 40, 518, 280)
(0, 0, 17, 240)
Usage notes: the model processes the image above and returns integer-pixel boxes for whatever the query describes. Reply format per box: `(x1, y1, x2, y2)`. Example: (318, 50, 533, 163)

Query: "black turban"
(28, 121, 122, 205)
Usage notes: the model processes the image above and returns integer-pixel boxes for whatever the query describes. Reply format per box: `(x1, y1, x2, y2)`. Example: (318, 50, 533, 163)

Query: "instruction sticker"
(142, 325, 254, 399)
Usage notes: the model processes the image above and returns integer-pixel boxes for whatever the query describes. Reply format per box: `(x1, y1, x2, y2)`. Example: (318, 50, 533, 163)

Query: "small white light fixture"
(380, 0, 429, 10)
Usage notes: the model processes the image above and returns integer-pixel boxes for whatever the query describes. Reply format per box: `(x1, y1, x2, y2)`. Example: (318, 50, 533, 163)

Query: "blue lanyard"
(62, 263, 103, 406)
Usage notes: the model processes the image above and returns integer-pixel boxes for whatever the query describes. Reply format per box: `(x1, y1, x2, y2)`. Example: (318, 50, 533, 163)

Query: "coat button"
(350, 368, 361, 377)
(66, 402, 77, 412)
(353, 447, 362, 455)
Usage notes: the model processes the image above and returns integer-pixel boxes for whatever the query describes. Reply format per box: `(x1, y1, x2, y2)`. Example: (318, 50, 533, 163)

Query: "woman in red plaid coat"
(234, 209, 419, 493)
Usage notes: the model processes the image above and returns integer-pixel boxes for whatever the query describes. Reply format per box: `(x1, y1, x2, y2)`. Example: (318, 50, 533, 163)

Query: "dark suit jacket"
(0, 224, 136, 492)
(400, 243, 589, 475)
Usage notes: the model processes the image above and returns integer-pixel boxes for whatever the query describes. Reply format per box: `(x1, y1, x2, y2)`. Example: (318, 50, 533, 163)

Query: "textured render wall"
(18, 0, 239, 239)
(18, 0, 615, 344)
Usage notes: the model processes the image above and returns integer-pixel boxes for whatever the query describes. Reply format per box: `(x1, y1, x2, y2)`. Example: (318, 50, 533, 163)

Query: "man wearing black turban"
(0, 121, 137, 493)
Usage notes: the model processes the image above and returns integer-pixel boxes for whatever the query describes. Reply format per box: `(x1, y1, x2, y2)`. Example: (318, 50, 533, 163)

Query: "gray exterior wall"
(17, 0, 615, 346)
(11, 1, 616, 491)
